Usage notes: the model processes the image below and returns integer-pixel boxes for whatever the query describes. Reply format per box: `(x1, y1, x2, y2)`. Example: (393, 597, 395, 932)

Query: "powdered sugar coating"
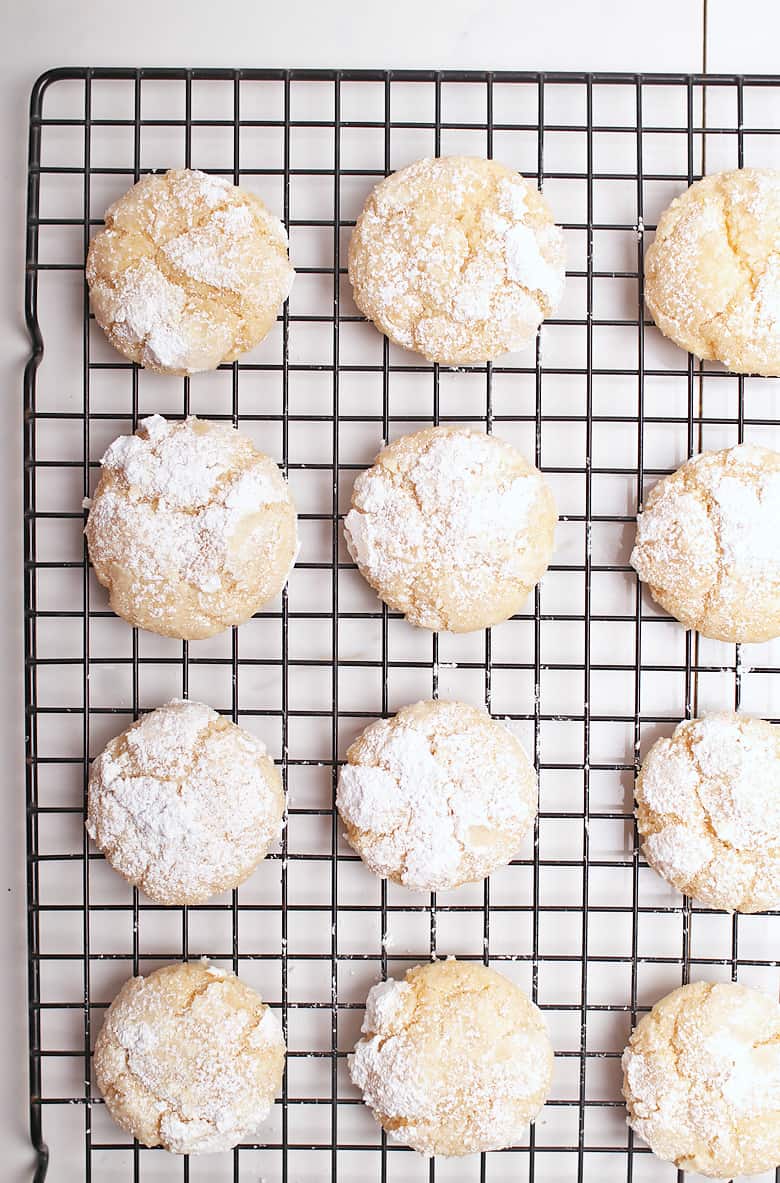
(344, 425, 557, 633)
(636, 712, 780, 913)
(645, 168, 780, 376)
(86, 415, 298, 639)
(87, 699, 285, 905)
(337, 699, 537, 892)
(622, 981, 780, 1177)
(94, 961, 285, 1154)
(87, 168, 294, 374)
(350, 959, 553, 1157)
(630, 443, 780, 642)
(348, 156, 565, 365)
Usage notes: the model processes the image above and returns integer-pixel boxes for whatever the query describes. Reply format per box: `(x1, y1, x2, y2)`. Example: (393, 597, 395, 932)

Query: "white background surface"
(1, 0, 778, 1178)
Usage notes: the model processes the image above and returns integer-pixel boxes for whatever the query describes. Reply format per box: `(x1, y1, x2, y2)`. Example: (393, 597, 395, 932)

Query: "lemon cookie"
(630, 443, 780, 642)
(86, 414, 297, 639)
(343, 425, 557, 632)
(348, 156, 565, 365)
(350, 958, 553, 1156)
(636, 712, 780, 913)
(645, 169, 780, 376)
(94, 961, 285, 1154)
(623, 980, 780, 1178)
(87, 699, 284, 905)
(87, 168, 294, 374)
(337, 699, 536, 892)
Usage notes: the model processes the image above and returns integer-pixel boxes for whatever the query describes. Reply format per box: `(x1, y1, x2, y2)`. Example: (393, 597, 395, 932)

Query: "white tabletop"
(1, 1, 777, 1177)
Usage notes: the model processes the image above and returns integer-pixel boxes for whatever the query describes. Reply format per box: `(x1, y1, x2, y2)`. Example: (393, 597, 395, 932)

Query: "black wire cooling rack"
(24, 68, 780, 1183)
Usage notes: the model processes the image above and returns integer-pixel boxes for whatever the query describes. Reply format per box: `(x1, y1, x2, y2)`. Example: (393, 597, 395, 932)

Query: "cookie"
(630, 443, 780, 642)
(94, 961, 285, 1154)
(86, 414, 298, 639)
(636, 712, 780, 913)
(87, 699, 285, 905)
(86, 168, 294, 374)
(343, 425, 557, 632)
(350, 958, 553, 1156)
(348, 156, 565, 364)
(623, 980, 780, 1177)
(645, 168, 780, 376)
(337, 699, 536, 892)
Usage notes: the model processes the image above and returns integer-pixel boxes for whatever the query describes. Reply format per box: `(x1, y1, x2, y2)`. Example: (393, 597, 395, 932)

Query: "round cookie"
(87, 168, 294, 374)
(343, 425, 557, 632)
(348, 156, 565, 365)
(636, 712, 780, 913)
(645, 169, 780, 376)
(87, 699, 284, 905)
(350, 958, 553, 1156)
(94, 961, 285, 1154)
(630, 442, 780, 642)
(337, 699, 537, 892)
(86, 414, 298, 639)
(622, 980, 780, 1178)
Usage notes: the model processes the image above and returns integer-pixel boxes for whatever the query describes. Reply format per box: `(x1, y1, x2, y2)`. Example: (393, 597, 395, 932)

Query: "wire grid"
(24, 68, 780, 1183)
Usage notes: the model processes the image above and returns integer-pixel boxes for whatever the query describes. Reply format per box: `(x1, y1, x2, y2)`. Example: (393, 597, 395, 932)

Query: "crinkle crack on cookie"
(623, 981, 780, 1178)
(348, 156, 565, 365)
(630, 442, 780, 642)
(86, 168, 294, 374)
(337, 699, 537, 892)
(87, 699, 285, 905)
(343, 425, 557, 633)
(350, 959, 553, 1156)
(94, 961, 285, 1154)
(85, 414, 298, 639)
(645, 168, 780, 376)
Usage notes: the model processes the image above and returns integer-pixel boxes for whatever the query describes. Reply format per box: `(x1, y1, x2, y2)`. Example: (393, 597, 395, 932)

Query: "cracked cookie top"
(623, 980, 780, 1178)
(644, 168, 780, 376)
(86, 415, 298, 639)
(87, 699, 285, 905)
(349, 958, 553, 1156)
(86, 168, 294, 374)
(336, 699, 537, 892)
(630, 443, 780, 642)
(94, 961, 285, 1154)
(348, 156, 566, 365)
(635, 711, 780, 913)
(344, 425, 557, 633)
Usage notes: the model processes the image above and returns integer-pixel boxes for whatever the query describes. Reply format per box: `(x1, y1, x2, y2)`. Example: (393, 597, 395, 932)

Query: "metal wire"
(24, 68, 780, 1182)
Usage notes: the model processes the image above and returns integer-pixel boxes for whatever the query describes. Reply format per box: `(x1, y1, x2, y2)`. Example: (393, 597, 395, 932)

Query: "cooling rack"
(24, 68, 780, 1182)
